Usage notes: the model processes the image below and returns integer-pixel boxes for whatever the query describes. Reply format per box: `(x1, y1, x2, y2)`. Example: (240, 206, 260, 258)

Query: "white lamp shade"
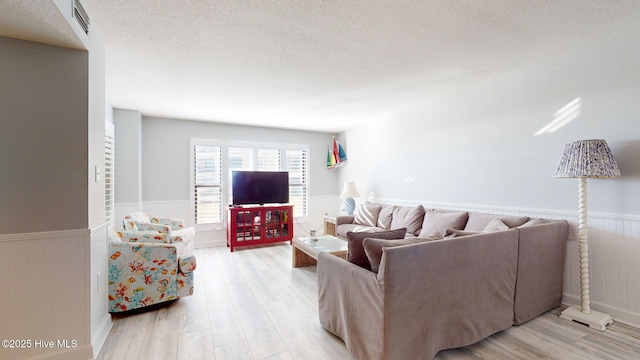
(554, 139, 621, 178)
(340, 182, 361, 199)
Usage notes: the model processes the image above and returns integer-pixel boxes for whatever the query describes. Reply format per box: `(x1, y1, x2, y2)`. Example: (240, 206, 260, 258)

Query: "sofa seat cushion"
(353, 203, 383, 227)
(363, 232, 443, 273)
(464, 212, 530, 231)
(390, 205, 426, 235)
(346, 228, 407, 270)
(419, 211, 468, 237)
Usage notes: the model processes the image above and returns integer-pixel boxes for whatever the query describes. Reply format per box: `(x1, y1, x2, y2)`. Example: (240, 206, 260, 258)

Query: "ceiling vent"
(73, 0, 90, 34)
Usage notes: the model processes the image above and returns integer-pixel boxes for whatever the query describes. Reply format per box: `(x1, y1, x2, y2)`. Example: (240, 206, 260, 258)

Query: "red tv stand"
(227, 204, 294, 252)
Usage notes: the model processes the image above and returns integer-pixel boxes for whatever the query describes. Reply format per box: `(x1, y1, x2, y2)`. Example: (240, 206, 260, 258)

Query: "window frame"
(190, 139, 309, 229)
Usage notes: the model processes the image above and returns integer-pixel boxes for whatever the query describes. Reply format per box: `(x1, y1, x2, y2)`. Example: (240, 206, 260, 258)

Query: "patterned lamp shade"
(554, 139, 621, 178)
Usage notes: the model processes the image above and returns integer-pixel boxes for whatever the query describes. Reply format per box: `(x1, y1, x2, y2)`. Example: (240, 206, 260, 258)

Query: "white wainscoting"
(376, 198, 640, 328)
(89, 223, 113, 359)
(0, 230, 94, 360)
(116, 195, 341, 249)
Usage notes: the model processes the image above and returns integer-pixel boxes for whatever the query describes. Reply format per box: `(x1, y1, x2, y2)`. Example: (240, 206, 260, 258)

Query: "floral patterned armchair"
(122, 211, 195, 249)
(108, 230, 196, 313)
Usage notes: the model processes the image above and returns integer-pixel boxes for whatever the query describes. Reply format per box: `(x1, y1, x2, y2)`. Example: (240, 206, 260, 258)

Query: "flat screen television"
(231, 171, 289, 206)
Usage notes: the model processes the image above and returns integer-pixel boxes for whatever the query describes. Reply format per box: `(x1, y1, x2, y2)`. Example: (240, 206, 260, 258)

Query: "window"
(193, 145, 222, 224)
(286, 149, 307, 216)
(191, 140, 309, 226)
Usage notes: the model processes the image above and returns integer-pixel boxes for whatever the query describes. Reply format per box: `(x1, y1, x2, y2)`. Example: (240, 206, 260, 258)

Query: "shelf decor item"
(554, 139, 621, 331)
(340, 181, 360, 215)
(327, 135, 347, 169)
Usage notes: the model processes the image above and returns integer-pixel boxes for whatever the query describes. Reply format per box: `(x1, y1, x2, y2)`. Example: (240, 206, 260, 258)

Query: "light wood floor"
(98, 243, 640, 360)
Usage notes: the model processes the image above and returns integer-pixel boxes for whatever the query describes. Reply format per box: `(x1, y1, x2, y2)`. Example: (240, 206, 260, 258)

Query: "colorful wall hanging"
(327, 135, 347, 169)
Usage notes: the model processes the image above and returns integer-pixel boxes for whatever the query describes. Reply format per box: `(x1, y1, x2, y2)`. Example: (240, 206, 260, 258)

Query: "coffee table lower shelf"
(292, 235, 348, 267)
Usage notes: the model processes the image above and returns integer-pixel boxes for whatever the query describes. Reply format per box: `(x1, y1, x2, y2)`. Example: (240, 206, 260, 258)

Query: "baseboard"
(562, 294, 640, 329)
(91, 313, 112, 359)
(194, 228, 226, 248)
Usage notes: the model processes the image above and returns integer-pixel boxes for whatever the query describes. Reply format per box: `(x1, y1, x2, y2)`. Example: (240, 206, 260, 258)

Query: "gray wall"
(140, 117, 338, 201)
(0, 36, 89, 233)
(114, 109, 143, 204)
(340, 27, 640, 215)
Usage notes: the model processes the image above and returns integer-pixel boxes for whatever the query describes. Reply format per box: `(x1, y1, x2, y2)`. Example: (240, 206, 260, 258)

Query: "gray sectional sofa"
(318, 202, 569, 360)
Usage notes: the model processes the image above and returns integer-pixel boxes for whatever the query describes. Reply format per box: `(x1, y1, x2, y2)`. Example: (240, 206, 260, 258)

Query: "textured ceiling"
(3, 1, 640, 133)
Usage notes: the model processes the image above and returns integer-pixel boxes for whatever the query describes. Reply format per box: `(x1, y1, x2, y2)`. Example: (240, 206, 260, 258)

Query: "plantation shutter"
(194, 145, 222, 224)
(286, 149, 308, 217)
(258, 148, 280, 171)
(105, 133, 115, 225)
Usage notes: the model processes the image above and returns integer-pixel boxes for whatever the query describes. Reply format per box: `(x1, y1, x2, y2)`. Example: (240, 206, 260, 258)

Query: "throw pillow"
(363, 232, 443, 273)
(346, 228, 407, 270)
(484, 218, 509, 231)
(376, 205, 395, 229)
(464, 212, 530, 231)
(444, 219, 509, 237)
(390, 205, 426, 235)
(353, 203, 383, 227)
(518, 218, 549, 227)
(418, 211, 469, 237)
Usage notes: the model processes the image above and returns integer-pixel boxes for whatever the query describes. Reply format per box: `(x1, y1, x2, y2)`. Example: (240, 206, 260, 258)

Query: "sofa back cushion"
(376, 204, 395, 229)
(363, 232, 443, 273)
(353, 203, 383, 227)
(418, 211, 468, 237)
(390, 205, 426, 235)
(464, 212, 530, 231)
(347, 228, 407, 270)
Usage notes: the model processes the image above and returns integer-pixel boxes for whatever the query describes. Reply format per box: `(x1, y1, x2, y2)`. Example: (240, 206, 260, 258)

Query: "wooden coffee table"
(292, 235, 348, 267)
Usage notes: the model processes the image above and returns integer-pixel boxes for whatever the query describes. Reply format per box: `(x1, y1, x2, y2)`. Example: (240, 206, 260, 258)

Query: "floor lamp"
(554, 139, 620, 331)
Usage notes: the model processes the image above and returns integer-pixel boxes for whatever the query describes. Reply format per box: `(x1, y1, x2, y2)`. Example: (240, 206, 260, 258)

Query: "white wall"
(339, 28, 640, 326)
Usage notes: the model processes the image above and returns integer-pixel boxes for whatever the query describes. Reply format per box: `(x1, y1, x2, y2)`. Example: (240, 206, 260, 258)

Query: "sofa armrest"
(318, 252, 384, 360)
(379, 230, 519, 360)
(335, 215, 355, 226)
(513, 220, 568, 325)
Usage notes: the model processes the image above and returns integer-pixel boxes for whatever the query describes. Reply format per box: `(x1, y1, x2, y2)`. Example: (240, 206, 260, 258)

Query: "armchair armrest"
(133, 222, 171, 233)
(335, 215, 355, 226)
(151, 216, 185, 230)
(174, 242, 197, 274)
(117, 230, 170, 244)
(108, 241, 181, 312)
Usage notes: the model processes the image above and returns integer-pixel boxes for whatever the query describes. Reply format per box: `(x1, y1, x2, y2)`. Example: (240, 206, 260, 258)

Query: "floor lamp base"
(559, 305, 613, 331)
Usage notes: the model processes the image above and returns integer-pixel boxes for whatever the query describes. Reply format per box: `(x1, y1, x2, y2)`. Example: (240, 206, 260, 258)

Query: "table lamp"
(554, 139, 620, 331)
(340, 182, 360, 215)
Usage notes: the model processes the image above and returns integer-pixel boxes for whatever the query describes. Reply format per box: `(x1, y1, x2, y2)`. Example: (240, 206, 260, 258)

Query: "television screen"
(232, 171, 289, 206)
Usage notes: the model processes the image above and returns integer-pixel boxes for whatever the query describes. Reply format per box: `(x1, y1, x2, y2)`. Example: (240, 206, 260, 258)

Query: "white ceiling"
(3, 1, 640, 133)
